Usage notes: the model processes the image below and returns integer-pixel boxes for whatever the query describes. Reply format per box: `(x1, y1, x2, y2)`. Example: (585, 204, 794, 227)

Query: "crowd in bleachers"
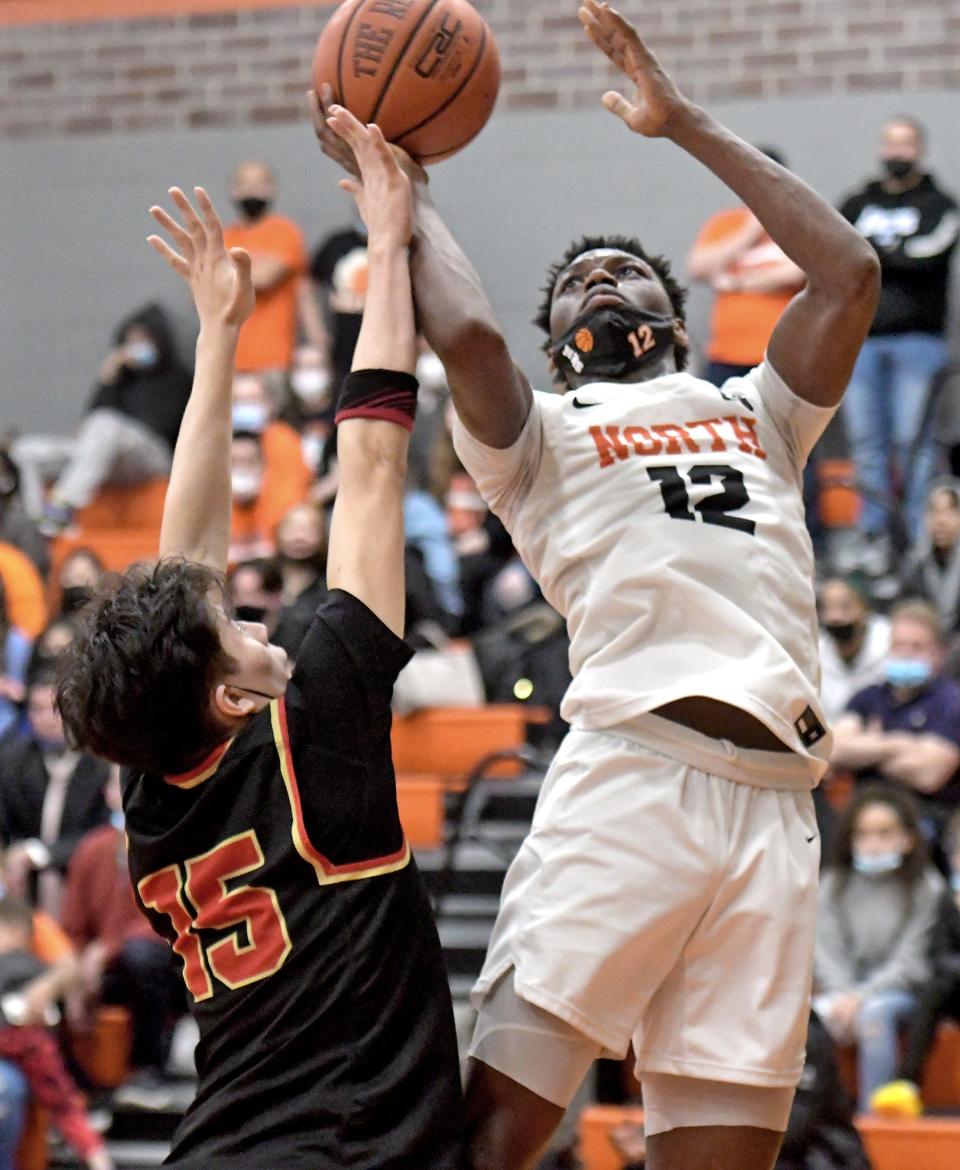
(0, 114, 958, 1169)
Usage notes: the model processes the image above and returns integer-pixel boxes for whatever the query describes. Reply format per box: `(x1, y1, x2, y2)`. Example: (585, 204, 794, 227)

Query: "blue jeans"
(856, 987, 917, 1110)
(842, 332, 947, 538)
(0, 1059, 28, 1170)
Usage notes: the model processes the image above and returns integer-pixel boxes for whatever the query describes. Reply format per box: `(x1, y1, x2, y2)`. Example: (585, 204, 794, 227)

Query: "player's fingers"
(229, 247, 252, 279)
(169, 187, 205, 243)
(338, 178, 362, 198)
(147, 235, 190, 277)
(596, 2, 656, 65)
(194, 187, 226, 251)
(601, 90, 635, 123)
(149, 205, 194, 254)
(366, 123, 401, 173)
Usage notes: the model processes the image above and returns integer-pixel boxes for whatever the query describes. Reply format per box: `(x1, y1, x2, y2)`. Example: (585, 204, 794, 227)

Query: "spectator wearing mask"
(814, 785, 944, 1111)
(839, 117, 959, 567)
(232, 372, 312, 514)
(0, 576, 31, 744)
(271, 503, 328, 657)
(687, 147, 805, 384)
(445, 471, 514, 637)
(41, 304, 192, 535)
(901, 479, 960, 635)
(0, 672, 110, 914)
(54, 548, 105, 620)
(228, 432, 272, 564)
(831, 602, 960, 842)
(222, 161, 322, 378)
(27, 616, 78, 680)
(818, 575, 890, 722)
(870, 808, 960, 1118)
(61, 768, 183, 1112)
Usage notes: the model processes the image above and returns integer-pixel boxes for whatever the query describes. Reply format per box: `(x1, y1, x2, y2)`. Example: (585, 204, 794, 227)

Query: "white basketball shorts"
(470, 723, 820, 1097)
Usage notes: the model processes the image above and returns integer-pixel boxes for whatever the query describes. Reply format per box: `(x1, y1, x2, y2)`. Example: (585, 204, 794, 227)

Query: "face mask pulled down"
(550, 306, 677, 384)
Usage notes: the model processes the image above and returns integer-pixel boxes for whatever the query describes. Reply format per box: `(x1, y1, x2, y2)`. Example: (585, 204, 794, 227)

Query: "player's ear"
(672, 319, 689, 349)
(213, 683, 257, 720)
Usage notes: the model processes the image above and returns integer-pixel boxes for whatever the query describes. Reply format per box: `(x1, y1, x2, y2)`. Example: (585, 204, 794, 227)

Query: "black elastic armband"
(335, 368, 419, 432)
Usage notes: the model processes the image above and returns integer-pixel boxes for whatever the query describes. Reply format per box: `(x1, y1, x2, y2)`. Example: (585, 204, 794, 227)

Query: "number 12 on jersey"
(648, 464, 756, 536)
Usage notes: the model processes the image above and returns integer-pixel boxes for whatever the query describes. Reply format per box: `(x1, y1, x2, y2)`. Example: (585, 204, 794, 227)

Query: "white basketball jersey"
(453, 361, 836, 784)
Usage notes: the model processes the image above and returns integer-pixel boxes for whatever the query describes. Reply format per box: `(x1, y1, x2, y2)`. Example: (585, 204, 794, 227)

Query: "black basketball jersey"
(123, 590, 466, 1169)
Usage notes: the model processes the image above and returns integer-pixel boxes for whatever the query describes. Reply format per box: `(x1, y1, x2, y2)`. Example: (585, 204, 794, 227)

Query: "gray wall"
(2, 89, 959, 435)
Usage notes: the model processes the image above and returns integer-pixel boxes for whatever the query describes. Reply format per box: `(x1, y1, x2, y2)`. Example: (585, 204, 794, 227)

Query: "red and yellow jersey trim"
(271, 697, 410, 885)
(163, 737, 234, 789)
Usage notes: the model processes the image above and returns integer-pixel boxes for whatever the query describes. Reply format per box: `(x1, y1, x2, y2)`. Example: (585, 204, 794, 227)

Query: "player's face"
(548, 249, 676, 342)
(217, 608, 291, 702)
(852, 801, 914, 860)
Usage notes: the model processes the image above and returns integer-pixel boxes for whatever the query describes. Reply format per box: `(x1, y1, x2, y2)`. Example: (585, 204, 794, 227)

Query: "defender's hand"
(326, 106, 413, 248)
(309, 87, 428, 185)
(147, 187, 255, 329)
(578, 0, 690, 137)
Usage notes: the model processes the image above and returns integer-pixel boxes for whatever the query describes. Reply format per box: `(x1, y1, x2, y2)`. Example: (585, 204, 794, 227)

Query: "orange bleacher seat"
(15, 1102, 49, 1170)
(578, 1105, 960, 1170)
(857, 1117, 960, 1170)
(69, 1005, 132, 1089)
(836, 1020, 960, 1111)
(49, 477, 168, 581)
(391, 706, 537, 850)
(578, 1105, 643, 1170)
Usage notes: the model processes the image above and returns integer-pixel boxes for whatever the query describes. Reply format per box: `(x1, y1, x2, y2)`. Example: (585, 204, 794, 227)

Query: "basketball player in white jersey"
(315, 3, 879, 1168)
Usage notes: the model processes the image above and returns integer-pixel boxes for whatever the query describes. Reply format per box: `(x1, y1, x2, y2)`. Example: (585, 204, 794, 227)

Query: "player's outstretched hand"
(325, 105, 413, 248)
(309, 86, 428, 185)
(147, 187, 255, 329)
(578, 0, 690, 136)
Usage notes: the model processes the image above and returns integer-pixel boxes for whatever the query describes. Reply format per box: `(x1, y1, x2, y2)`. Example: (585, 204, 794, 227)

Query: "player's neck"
(564, 352, 678, 391)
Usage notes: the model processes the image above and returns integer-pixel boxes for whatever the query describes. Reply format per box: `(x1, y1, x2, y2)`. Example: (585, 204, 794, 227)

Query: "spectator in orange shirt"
(687, 147, 805, 385)
(222, 162, 325, 377)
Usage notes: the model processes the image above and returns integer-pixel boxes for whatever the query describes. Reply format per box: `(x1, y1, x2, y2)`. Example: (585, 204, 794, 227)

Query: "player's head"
(56, 558, 290, 776)
(829, 783, 926, 885)
(536, 235, 688, 389)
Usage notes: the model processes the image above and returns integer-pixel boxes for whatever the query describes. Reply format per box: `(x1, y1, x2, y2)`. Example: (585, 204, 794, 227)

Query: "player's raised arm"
(580, 0, 880, 408)
(148, 188, 255, 570)
(310, 87, 532, 451)
(322, 107, 417, 638)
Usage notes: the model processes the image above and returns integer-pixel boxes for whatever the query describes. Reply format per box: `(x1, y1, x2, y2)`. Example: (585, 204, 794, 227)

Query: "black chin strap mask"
(549, 305, 678, 383)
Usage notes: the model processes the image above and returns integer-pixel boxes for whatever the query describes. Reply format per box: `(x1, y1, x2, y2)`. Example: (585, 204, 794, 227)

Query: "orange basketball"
(312, 0, 500, 164)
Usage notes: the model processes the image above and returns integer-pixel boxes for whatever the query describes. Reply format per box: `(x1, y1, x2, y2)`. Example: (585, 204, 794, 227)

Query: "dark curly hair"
(534, 234, 689, 371)
(828, 783, 930, 904)
(56, 558, 237, 775)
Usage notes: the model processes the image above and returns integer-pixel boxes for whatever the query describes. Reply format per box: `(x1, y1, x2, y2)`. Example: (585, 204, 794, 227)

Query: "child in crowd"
(0, 894, 111, 1170)
(814, 785, 945, 1111)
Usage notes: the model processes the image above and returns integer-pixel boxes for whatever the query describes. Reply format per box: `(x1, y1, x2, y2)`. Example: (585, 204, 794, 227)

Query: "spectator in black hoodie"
(839, 116, 959, 569)
(41, 304, 192, 534)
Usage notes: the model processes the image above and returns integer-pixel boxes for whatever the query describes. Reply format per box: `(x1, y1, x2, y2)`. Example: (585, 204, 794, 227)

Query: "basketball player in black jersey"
(56, 109, 466, 1170)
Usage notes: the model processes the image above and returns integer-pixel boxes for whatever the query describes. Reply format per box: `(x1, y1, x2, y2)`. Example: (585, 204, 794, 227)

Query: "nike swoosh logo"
(571, 397, 601, 409)
(805, 834, 817, 843)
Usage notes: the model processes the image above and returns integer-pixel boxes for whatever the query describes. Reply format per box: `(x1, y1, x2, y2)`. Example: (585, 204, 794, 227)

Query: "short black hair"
(534, 234, 689, 370)
(56, 558, 237, 775)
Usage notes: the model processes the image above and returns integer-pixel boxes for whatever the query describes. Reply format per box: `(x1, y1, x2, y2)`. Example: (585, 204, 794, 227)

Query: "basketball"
(312, 0, 500, 164)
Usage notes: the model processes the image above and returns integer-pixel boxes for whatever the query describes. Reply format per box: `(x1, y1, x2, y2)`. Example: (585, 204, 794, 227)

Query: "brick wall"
(1, 0, 958, 138)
